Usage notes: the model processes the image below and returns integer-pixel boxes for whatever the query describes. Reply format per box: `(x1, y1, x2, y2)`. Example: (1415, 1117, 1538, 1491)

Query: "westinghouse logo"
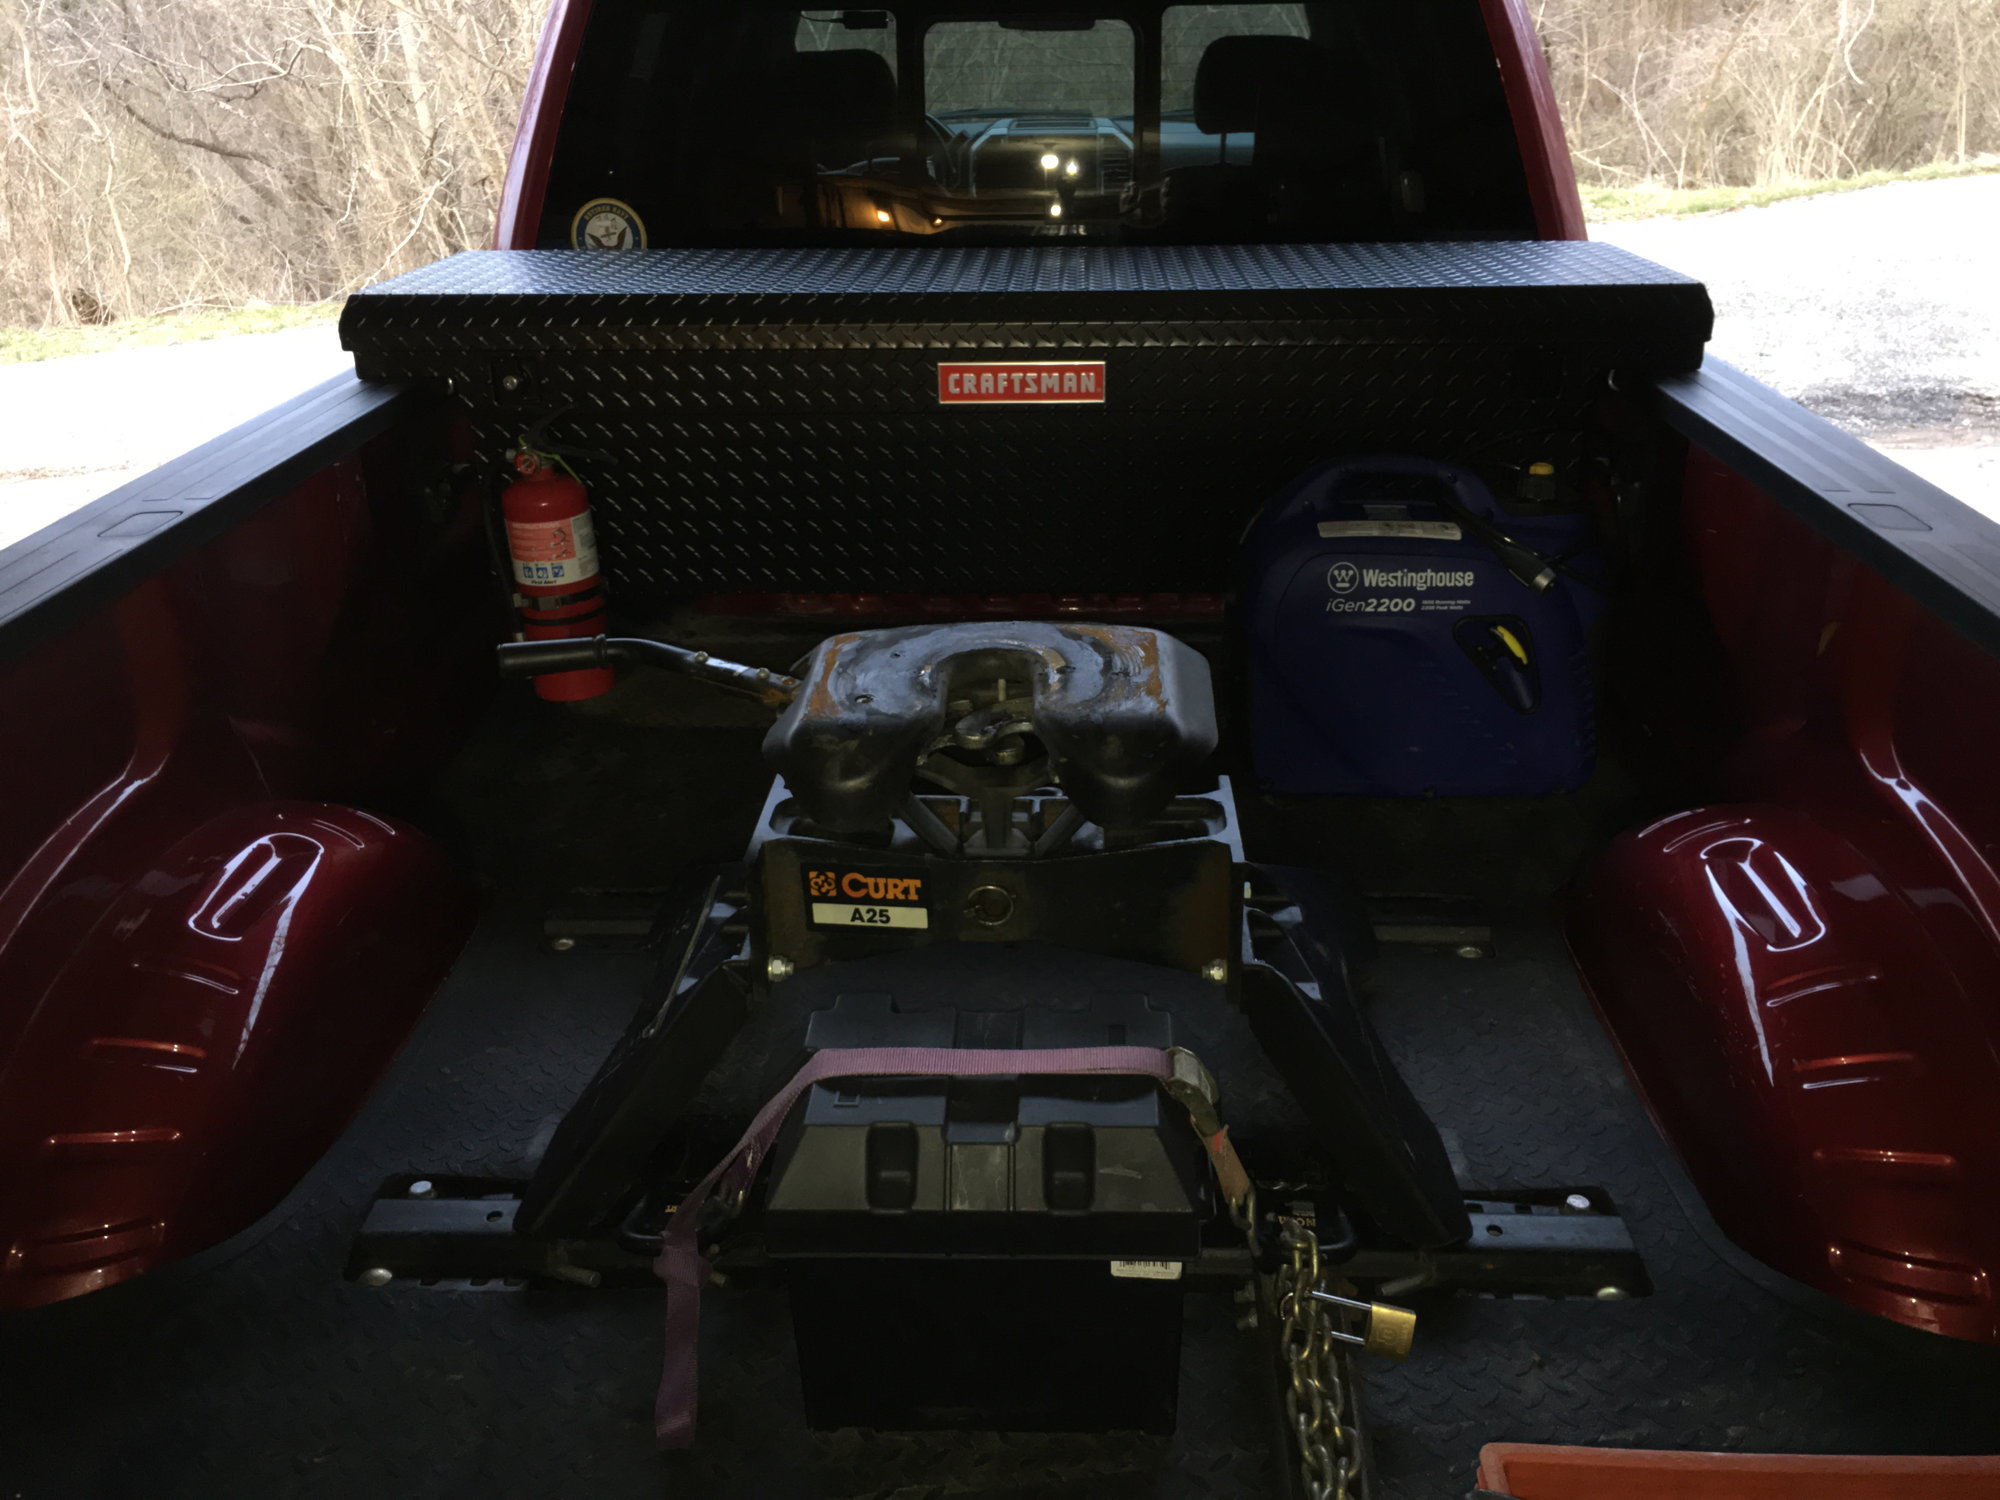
(1329, 564, 1477, 592)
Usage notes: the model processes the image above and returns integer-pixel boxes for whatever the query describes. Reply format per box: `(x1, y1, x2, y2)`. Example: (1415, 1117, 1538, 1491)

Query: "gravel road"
(1593, 173, 2000, 516)
(2, 177, 1996, 553)
(0, 325, 349, 551)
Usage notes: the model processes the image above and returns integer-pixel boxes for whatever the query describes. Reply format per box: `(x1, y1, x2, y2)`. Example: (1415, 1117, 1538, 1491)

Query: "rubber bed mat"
(5, 703, 1999, 1499)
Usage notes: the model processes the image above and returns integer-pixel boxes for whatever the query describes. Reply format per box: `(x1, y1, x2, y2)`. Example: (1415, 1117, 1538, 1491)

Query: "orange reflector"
(1476, 1445, 2000, 1499)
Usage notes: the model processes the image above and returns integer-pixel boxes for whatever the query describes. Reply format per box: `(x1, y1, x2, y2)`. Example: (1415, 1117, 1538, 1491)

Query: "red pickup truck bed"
(4, 0, 2000, 1493)
(4, 671, 1999, 1495)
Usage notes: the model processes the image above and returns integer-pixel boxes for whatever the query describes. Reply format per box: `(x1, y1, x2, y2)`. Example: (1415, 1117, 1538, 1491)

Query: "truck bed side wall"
(1573, 427, 2000, 1343)
(0, 396, 492, 1310)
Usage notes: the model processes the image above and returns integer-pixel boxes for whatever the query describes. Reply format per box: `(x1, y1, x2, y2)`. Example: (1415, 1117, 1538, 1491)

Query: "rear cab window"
(538, 0, 1535, 247)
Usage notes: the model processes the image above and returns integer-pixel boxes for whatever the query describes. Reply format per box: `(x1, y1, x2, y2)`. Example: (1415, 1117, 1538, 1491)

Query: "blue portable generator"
(1243, 456, 1601, 797)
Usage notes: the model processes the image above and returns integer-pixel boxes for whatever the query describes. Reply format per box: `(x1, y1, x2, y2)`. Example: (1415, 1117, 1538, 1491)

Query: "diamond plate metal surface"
(340, 243, 1711, 610)
(7, 706, 2000, 1500)
(344, 241, 1704, 302)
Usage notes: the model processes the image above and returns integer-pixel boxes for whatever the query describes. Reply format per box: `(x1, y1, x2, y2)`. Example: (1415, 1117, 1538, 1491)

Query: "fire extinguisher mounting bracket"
(489, 358, 541, 405)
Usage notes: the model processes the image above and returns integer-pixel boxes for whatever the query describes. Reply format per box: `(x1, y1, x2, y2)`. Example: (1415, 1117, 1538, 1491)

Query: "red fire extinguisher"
(502, 447, 615, 702)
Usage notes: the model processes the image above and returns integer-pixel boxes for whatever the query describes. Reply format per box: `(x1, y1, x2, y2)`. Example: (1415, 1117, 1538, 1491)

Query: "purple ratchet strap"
(653, 1044, 1175, 1447)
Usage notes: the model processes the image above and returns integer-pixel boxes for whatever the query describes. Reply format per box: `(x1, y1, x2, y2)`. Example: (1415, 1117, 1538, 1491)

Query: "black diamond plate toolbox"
(339, 242, 1711, 608)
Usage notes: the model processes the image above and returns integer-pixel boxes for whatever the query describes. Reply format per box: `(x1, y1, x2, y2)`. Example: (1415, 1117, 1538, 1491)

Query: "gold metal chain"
(1274, 1219, 1364, 1500)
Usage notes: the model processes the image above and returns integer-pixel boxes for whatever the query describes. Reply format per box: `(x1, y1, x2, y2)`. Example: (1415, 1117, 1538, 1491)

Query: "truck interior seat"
(775, 49, 907, 176)
(710, 49, 907, 228)
(1164, 35, 1390, 238)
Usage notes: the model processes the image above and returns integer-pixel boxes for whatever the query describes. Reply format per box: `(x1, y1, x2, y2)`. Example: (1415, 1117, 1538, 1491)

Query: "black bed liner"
(6, 682, 1998, 1500)
(338, 243, 1711, 613)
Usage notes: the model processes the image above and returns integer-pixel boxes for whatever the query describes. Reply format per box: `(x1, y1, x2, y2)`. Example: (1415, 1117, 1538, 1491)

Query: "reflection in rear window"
(539, 0, 1537, 248)
(924, 21, 1133, 118)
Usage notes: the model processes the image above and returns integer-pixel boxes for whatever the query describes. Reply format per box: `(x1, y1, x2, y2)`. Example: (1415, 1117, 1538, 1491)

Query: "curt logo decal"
(938, 361, 1106, 405)
(804, 866, 930, 930)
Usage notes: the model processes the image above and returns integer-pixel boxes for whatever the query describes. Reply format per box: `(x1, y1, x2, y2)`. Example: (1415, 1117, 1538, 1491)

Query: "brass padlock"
(1362, 1300, 1417, 1361)
(1310, 1288, 1418, 1362)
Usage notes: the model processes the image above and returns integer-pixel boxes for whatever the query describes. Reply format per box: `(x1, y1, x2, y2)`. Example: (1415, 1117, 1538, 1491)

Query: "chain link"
(1273, 1219, 1363, 1500)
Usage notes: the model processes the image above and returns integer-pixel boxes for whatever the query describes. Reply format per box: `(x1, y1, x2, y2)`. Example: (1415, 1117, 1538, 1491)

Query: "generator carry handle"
(1274, 453, 1497, 519)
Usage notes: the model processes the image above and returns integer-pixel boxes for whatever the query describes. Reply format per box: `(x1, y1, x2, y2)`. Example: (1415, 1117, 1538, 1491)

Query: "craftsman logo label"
(938, 361, 1106, 404)
(805, 866, 930, 930)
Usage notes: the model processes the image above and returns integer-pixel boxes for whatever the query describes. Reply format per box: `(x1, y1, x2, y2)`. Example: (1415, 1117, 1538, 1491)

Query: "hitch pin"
(1308, 1288, 1418, 1361)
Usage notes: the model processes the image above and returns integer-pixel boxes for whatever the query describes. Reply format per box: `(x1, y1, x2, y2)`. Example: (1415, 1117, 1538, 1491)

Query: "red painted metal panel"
(1572, 805, 1999, 1340)
(1478, 0, 1587, 241)
(0, 419, 491, 1309)
(0, 803, 472, 1310)
(494, 0, 592, 250)
(1569, 450, 2000, 1342)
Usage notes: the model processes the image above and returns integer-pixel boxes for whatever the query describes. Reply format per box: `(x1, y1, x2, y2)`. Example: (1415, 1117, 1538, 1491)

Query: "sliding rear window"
(537, 0, 1535, 248)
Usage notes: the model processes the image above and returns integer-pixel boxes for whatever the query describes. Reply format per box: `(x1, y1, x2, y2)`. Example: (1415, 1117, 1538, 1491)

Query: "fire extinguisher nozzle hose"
(495, 636, 800, 709)
(496, 637, 612, 678)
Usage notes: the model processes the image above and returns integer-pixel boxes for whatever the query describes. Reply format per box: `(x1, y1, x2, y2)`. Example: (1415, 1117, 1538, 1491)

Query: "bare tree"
(1, 0, 534, 326)
(1535, 0, 2000, 189)
(2, 0, 1998, 329)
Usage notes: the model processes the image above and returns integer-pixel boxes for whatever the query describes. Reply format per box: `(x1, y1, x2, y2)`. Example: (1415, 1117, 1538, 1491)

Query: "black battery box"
(761, 986, 1211, 1432)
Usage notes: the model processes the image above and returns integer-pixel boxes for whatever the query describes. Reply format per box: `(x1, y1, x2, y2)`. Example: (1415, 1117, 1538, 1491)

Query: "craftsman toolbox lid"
(335, 240, 1710, 602)
(339, 241, 1711, 371)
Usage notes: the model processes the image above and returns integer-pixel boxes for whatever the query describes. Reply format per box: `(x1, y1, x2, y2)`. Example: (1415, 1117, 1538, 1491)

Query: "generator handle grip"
(1286, 456, 1562, 595)
(1285, 455, 1494, 518)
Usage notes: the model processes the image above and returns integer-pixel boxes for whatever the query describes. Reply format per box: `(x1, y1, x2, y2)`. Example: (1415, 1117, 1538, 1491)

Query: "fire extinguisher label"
(507, 511, 600, 588)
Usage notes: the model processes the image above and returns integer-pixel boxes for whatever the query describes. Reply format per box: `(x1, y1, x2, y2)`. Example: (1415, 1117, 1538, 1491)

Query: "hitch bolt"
(501, 374, 522, 392)
(358, 1267, 395, 1288)
(408, 1179, 437, 1200)
(1202, 960, 1228, 984)
(767, 955, 795, 984)
(1595, 1285, 1630, 1301)
(1455, 944, 1484, 960)
(551, 937, 576, 953)
(1565, 1193, 1592, 1211)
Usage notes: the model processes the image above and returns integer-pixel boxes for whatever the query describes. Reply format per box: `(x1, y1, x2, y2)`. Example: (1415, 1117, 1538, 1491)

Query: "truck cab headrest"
(1193, 35, 1338, 141)
(776, 49, 900, 162)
